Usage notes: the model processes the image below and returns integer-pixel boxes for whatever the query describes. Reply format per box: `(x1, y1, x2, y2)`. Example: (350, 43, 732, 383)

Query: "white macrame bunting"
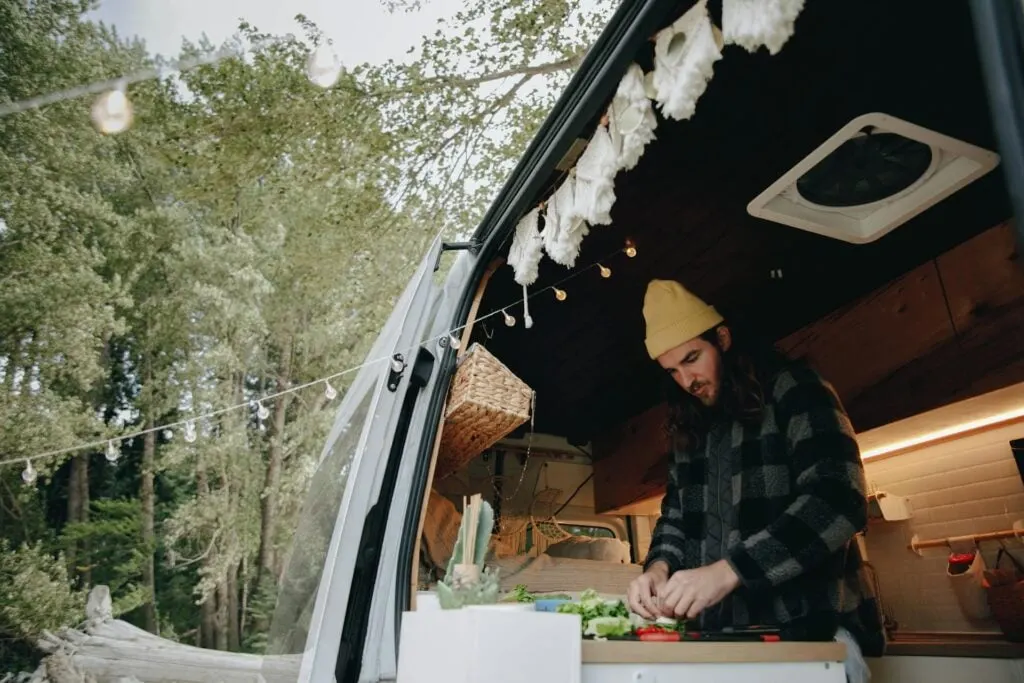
(722, 0, 805, 55)
(507, 207, 543, 286)
(651, 0, 723, 122)
(502, 1, 806, 327)
(542, 175, 589, 268)
(609, 63, 658, 172)
(573, 124, 618, 226)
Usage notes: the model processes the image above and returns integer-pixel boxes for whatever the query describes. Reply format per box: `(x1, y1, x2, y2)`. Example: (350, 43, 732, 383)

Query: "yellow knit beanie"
(643, 279, 724, 359)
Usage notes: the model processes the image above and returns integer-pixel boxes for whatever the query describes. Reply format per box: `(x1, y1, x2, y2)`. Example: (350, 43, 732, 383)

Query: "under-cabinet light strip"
(860, 405, 1024, 460)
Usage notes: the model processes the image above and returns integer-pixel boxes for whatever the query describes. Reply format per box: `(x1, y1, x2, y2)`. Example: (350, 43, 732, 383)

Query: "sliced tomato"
(639, 630, 681, 642)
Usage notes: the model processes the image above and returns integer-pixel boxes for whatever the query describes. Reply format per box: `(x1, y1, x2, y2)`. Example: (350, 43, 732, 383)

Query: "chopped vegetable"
(556, 589, 629, 635)
(507, 584, 535, 603)
(583, 615, 632, 638)
(638, 630, 681, 642)
(501, 584, 572, 603)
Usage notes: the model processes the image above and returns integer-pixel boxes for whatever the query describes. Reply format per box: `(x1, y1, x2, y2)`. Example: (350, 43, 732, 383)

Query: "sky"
(88, 0, 464, 67)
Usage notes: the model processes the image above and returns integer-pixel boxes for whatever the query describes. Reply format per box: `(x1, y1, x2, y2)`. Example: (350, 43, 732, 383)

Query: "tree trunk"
(141, 424, 158, 633)
(67, 454, 91, 584)
(215, 579, 229, 651)
(227, 563, 240, 652)
(197, 466, 218, 650)
(258, 338, 292, 586)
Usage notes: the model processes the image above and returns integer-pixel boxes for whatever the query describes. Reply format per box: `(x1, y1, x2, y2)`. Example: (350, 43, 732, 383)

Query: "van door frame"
(969, 0, 1024, 250)
(292, 235, 445, 683)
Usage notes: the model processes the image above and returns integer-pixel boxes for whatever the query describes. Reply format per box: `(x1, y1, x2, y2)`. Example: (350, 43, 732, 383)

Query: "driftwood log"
(31, 587, 301, 683)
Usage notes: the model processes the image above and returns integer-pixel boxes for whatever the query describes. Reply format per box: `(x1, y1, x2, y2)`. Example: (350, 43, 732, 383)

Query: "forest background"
(0, 0, 613, 670)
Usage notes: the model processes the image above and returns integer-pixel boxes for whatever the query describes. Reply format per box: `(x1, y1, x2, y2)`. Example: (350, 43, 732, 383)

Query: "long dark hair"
(665, 322, 791, 453)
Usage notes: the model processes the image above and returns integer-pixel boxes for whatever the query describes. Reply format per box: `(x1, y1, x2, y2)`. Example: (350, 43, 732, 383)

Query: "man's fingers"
(658, 584, 683, 618)
(686, 598, 707, 620)
(673, 590, 695, 619)
(628, 584, 649, 619)
(630, 579, 657, 619)
(639, 589, 659, 618)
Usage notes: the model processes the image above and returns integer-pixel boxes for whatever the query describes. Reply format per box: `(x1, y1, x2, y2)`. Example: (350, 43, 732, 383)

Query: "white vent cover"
(747, 113, 1001, 244)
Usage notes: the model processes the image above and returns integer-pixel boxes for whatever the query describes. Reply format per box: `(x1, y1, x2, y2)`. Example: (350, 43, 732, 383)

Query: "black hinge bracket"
(434, 240, 481, 271)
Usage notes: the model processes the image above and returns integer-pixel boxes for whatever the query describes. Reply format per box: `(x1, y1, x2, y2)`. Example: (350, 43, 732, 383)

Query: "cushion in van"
(543, 536, 631, 564)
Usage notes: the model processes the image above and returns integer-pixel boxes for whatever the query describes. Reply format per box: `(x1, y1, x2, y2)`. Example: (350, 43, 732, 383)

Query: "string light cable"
(3, 239, 639, 477)
(0, 40, 344, 122)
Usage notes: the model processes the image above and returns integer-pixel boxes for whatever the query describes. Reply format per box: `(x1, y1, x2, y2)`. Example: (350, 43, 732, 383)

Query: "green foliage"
(60, 499, 149, 616)
(0, 0, 614, 658)
(0, 539, 86, 641)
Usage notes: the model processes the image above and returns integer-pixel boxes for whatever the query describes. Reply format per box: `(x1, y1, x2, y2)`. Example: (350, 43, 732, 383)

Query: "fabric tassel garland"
(507, 207, 544, 286)
(609, 63, 658, 172)
(573, 124, 618, 226)
(542, 175, 589, 268)
(651, 0, 723, 122)
(522, 284, 533, 329)
(722, 0, 805, 55)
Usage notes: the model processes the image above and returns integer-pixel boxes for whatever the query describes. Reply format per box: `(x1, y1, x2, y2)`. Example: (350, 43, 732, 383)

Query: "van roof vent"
(747, 113, 1000, 244)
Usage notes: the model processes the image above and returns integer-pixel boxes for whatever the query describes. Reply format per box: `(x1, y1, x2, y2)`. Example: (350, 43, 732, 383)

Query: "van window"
(524, 522, 616, 551)
(265, 388, 374, 655)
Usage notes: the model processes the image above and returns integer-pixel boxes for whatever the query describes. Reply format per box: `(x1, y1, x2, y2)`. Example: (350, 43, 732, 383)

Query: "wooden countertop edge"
(884, 639, 1024, 659)
(581, 641, 847, 664)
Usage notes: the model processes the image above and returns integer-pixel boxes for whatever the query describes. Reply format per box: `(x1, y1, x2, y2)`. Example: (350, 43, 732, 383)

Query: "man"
(627, 279, 884, 678)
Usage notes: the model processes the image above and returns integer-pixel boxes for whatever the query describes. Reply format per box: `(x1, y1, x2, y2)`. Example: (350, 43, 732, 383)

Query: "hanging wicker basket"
(983, 546, 1024, 642)
(436, 344, 533, 480)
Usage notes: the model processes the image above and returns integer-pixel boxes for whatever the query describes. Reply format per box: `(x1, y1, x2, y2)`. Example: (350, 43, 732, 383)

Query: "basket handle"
(995, 542, 1024, 575)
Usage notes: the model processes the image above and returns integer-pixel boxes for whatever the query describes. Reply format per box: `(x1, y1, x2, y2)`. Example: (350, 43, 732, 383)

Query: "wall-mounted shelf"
(868, 491, 914, 522)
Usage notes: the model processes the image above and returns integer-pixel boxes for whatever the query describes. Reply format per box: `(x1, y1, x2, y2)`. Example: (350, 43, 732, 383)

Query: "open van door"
(971, 0, 1024, 249)
(263, 234, 460, 683)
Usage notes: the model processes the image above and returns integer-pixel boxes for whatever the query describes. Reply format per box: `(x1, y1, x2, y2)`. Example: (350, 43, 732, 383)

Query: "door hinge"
(434, 240, 480, 271)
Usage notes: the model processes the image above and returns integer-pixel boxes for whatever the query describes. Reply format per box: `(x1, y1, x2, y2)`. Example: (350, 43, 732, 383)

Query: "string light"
(105, 440, 120, 464)
(324, 380, 338, 401)
(3, 244, 634, 471)
(306, 43, 342, 88)
(502, 309, 516, 327)
(21, 460, 37, 485)
(91, 85, 133, 134)
(0, 38, 278, 118)
(183, 420, 198, 444)
(598, 264, 612, 278)
(448, 333, 462, 350)
(624, 239, 638, 258)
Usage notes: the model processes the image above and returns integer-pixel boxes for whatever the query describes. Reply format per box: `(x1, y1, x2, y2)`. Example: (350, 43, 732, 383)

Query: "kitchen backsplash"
(861, 419, 1024, 633)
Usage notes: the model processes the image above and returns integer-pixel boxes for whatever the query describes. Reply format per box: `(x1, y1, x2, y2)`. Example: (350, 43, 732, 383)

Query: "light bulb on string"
(306, 43, 342, 88)
(21, 460, 37, 485)
(324, 380, 338, 401)
(256, 401, 270, 421)
(624, 239, 638, 258)
(105, 439, 120, 464)
(502, 309, 516, 327)
(390, 356, 406, 373)
(553, 287, 567, 301)
(91, 85, 133, 135)
(448, 333, 462, 350)
(598, 264, 612, 278)
(183, 420, 197, 444)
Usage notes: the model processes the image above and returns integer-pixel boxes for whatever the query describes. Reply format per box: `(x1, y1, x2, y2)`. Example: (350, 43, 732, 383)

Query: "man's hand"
(627, 562, 670, 619)
(656, 560, 741, 619)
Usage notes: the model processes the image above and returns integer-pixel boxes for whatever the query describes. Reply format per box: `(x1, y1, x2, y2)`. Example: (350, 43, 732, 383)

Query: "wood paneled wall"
(593, 222, 1023, 514)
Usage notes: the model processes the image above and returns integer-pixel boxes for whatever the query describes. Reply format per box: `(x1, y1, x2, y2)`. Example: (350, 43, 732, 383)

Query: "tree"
(0, 0, 618, 666)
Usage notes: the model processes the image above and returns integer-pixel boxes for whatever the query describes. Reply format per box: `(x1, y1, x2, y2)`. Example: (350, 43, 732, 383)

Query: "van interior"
(413, 0, 1024, 676)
